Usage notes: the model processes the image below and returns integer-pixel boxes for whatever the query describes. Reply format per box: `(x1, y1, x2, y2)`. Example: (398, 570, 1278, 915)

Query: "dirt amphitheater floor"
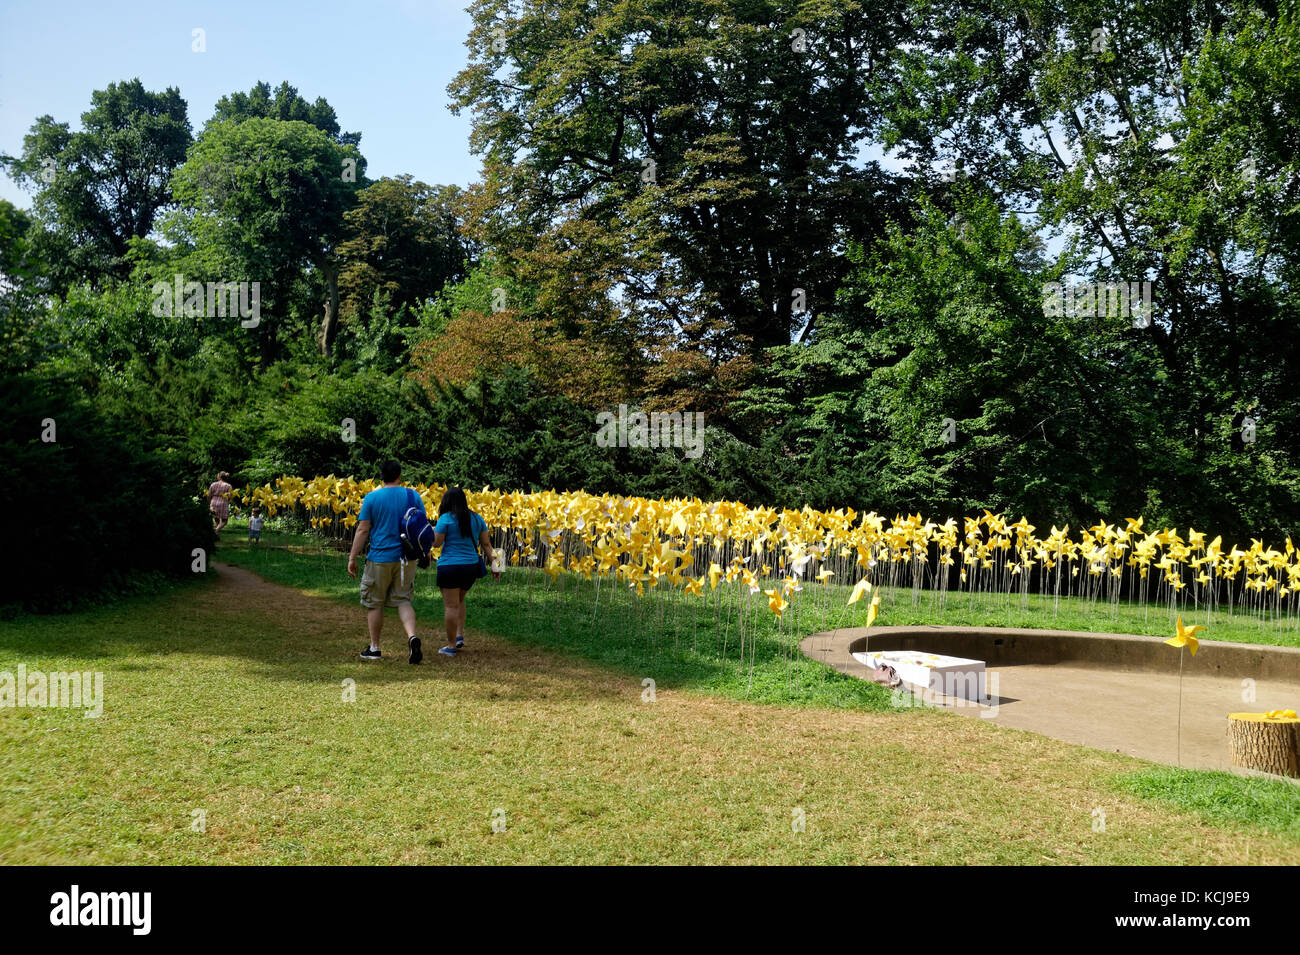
(934, 664, 1300, 773)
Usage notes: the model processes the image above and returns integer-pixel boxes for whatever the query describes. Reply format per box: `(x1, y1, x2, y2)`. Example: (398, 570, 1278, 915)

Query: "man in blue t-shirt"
(347, 460, 426, 664)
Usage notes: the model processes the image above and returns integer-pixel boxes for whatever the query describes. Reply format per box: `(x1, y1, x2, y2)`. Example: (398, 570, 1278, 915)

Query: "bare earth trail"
(164, 561, 1297, 865)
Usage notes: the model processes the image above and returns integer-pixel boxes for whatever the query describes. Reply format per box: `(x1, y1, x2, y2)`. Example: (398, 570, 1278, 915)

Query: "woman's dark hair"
(438, 486, 473, 538)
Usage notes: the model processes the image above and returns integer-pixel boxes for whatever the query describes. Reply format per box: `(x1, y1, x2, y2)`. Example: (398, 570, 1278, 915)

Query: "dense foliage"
(0, 372, 215, 612)
(2, 1, 1298, 613)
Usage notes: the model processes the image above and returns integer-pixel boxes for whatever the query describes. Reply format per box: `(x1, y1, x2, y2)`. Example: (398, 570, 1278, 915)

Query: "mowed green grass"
(0, 529, 1296, 864)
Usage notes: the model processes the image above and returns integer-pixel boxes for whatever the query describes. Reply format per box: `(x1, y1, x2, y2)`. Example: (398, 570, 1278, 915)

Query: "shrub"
(0, 372, 215, 612)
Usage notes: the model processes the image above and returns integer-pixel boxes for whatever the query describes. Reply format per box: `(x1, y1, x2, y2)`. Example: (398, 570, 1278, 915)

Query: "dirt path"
(203, 560, 605, 679)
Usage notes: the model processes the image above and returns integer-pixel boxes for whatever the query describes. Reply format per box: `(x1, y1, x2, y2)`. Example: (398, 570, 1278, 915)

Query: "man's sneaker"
(455, 636, 465, 649)
(408, 635, 422, 664)
(360, 647, 382, 661)
(437, 646, 457, 657)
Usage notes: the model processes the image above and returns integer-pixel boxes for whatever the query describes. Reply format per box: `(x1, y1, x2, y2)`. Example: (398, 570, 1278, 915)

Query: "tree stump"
(1227, 712, 1300, 778)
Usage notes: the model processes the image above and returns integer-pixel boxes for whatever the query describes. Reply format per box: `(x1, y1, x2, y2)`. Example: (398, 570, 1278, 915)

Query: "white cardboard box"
(853, 649, 987, 702)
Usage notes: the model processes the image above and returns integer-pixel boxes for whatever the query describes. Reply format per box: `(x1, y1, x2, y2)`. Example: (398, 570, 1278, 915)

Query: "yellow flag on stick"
(848, 577, 872, 605)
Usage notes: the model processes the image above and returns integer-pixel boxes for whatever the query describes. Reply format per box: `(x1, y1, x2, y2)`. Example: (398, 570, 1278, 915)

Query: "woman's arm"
(479, 529, 499, 580)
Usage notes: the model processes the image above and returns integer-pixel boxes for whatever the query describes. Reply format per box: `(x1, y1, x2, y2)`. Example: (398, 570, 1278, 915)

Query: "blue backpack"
(399, 489, 436, 565)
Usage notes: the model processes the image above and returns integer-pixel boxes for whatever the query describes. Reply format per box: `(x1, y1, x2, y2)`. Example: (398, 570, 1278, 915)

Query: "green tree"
(336, 176, 475, 322)
(0, 200, 46, 373)
(449, 0, 910, 371)
(4, 79, 191, 291)
(166, 118, 365, 359)
(209, 80, 361, 146)
(863, 0, 1300, 532)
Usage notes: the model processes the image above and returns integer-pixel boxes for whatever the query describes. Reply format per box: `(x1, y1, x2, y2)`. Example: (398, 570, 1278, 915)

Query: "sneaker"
(437, 646, 457, 657)
(360, 647, 382, 661)
(455, 636, 465, 649)
(408, 635, 422, 664)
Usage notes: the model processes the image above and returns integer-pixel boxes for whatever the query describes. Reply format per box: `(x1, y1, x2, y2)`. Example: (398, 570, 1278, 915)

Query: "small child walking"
(248, 508, 265, 544)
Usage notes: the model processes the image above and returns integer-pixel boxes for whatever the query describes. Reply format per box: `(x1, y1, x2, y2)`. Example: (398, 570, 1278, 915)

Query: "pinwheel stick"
(1175, 645, 1184, 767)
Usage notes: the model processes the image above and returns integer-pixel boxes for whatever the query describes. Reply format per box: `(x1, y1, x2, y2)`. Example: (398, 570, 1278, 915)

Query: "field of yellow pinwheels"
(234, 475, 1300, 643)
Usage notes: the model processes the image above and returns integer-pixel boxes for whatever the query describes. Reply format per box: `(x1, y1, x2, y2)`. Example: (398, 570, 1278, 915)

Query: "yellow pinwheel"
(1165, 617, 1204, 657)
(864, 593, 881, 629)
(848, 577, 872, 605)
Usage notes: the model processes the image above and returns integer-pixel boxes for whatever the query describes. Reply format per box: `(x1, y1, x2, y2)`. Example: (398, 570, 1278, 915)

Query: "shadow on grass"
(211, 534, 896, 710)
(0, 533, 889, 710)
(0, 567, 609, 704)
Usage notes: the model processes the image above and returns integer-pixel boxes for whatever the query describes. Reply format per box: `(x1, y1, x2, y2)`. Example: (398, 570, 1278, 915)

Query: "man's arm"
(347, 520, 371, 578)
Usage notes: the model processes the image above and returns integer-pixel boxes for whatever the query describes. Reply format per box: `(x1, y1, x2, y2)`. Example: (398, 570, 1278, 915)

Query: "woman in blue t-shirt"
(432, 486, 497, 657)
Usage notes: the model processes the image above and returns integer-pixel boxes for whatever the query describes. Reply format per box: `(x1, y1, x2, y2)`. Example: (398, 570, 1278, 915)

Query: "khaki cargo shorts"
(360, 560, 416, 609)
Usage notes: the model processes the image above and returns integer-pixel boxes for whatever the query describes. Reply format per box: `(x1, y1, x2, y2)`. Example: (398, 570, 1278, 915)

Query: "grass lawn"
(0, 527, 1296, 864)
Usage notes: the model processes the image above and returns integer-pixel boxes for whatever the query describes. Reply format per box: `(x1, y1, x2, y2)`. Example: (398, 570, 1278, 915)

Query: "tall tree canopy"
(209, 80, 361, 146)
(449, 0, 911, 379)
(5, 78, 191, 292)
(166, 118, 365, 359)
(745, 0, 1300, 535)
(336, 175, 475, 321)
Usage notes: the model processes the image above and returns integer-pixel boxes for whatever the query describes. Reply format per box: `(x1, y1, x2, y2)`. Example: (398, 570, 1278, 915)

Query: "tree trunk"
(319, 262, 340, 357)
(1227, 714, 1300, 778)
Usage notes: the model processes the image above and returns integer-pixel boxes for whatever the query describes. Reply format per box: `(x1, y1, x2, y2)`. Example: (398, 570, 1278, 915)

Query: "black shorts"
(436, 562, 479, 592)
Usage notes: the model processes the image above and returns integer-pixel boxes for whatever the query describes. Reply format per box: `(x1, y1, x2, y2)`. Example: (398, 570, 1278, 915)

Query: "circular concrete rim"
(800, 624, 1300, 682)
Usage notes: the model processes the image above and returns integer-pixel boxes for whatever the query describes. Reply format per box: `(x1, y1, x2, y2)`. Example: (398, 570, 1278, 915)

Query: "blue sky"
(0, 0, 483, 209)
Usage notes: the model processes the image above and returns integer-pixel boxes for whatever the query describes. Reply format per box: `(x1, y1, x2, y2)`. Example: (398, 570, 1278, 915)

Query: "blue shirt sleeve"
(359, 493, 374, 523)
(434, 513, 454, 534)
